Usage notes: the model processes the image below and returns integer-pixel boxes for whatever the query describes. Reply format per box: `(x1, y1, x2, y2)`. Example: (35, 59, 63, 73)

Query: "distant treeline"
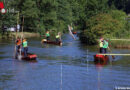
(0, 0, 130, 43)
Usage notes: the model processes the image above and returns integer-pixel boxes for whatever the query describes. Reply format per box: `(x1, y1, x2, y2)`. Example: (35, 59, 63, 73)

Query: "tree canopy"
(0, 0, 129, 44)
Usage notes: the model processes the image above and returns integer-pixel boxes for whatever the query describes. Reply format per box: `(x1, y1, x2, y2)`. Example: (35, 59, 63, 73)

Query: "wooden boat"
(42, 39, 62, 46)
(94, 54, 109, 63)
(16, 52, 37, 61)
(72, 31, 77, 34)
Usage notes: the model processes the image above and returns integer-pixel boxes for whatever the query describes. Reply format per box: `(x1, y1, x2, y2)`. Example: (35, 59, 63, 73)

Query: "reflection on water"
(0, 34, 130, 90)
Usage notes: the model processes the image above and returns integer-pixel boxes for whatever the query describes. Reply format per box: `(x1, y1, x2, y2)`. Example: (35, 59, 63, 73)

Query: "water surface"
(0, 34, 130, 90)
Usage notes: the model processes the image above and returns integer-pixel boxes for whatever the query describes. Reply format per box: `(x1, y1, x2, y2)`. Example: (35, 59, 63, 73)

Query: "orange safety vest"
(16, 39, 21, 45)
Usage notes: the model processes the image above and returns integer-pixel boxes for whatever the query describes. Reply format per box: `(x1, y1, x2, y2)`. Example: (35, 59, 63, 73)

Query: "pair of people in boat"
(16, 38, 28, 57)
(99, 37, 110, 53)
(44, 31, 61, 42)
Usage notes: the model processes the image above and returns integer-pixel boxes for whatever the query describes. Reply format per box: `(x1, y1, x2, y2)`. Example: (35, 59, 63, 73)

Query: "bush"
(79, 10, 128, 45)
(79, 30, 97, 45)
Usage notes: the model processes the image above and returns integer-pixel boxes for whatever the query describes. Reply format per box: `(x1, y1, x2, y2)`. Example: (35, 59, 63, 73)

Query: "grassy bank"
(95, 39, 130, 49)
(0, 32, 40, 39)
(111, 40, 130, 44)
(110, 39, 130, 41)
(11, 32, 40, 38)
(110, 40, 130, 49)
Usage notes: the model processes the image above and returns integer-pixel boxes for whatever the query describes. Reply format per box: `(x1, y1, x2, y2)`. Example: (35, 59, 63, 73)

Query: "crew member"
(22, 39, 28, 57)
(16, 37, 21, 52)
(103, 39, 110, 53)
(99, 37, 104, 53)
(45, 31, 50, 41)
(56, 32, 60, 42)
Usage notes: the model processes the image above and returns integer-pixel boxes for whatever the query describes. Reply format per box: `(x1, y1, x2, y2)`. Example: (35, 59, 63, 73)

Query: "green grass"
(0, 32, 40, 39)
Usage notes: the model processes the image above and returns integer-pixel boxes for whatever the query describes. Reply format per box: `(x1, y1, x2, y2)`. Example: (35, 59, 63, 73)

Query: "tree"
(21, 0, 39, 32)
(56, 0, 73, 32)
(79, 10, 127, 45)
(108, 0, 129, 13)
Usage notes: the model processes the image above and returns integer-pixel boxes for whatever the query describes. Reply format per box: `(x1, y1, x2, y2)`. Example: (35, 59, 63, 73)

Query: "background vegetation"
(0, 0, 130, 44)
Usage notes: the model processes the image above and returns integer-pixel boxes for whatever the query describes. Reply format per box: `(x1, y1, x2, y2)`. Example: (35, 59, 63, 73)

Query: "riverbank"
(110, 39, 130, 41)
(0, 32, 40, 39)
(97, 39, 130, 41)
(11, 32, 40, 38)
(92, 39, 130, 49)
(110, 40, 130, 49)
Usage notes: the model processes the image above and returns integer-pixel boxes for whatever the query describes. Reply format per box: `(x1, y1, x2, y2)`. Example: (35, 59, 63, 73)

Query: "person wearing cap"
(22, 39, 28, 57)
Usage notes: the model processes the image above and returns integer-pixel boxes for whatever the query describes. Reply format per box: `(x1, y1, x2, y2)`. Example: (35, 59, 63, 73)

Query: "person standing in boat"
(55, 32, 61, 42)
(22, 39, 28, 57)
(103, 39, 110, 53)
(99, 37, 104, 53)
(16, 37, 21, 55)
(45, 31, 50, 41)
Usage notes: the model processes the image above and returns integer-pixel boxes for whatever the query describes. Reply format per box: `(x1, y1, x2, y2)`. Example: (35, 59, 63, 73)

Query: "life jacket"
(103, 40, 108, 48)
(46, 33, 50, 37)
(56, 35, 60, 39)
(99, 40, 103, 48)
(23, 41, 28, 47)
(16, 39, 21, 45)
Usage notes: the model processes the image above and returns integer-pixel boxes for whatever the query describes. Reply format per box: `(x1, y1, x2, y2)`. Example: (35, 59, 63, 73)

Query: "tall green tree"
(55, 0, 73, 32)
(21, 0, 39, 32)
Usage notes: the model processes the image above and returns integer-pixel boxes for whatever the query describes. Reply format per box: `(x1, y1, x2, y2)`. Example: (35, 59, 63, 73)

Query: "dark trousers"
(100, 48, 107, 53)
(99, 48, 103, 53)
(17, 45, 21, 52)
(56, 38, 60, 42)
(104, 48, 107, 53)
(16, 45, 21, 56)
(24, 47, 28, 57)
(46, 37, 50, 41)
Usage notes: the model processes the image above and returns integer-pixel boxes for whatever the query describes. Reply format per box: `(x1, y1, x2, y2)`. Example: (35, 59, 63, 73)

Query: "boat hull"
(94, 54, 109, 63)
(72, 32, 77, 34)
(43, 41, 62, 46)
(16, 53, 37, 61)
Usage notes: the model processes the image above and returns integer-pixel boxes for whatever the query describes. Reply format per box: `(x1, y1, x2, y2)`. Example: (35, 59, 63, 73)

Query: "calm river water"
(0, 34, 130, 90)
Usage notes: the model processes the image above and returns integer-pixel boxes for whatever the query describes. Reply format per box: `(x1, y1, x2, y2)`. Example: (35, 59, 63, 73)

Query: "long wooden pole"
(98, 54, 130, 56)
(21, 15, 24, 39)
(14, 11, 19, 58)
(19, 15, 24, 60)
(68, 25, 76, 40)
